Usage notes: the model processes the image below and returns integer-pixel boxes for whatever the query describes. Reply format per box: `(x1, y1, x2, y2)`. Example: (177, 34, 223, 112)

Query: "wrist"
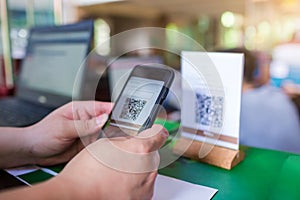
(19, 125, 41, 166)
(0, 126, 37, 168)
(52, 173, 92, 200)
(42, 176, 76, 200)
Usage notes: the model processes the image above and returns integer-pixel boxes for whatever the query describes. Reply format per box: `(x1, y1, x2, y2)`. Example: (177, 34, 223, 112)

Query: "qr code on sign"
(195, 92, 224, 128)
(119, 97, 147, 121)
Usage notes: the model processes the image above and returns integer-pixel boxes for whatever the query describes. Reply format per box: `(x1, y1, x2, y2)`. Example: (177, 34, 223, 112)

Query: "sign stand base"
(173, 137, 245, 170)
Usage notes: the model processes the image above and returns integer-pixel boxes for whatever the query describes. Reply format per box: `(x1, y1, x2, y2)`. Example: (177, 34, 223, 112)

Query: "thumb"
(74, 113, 108, 137)
(136, 124, 169, 153)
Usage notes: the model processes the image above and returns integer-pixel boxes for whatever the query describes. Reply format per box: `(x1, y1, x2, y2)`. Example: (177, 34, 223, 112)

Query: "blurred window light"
(75, 0, 123, 6)
(166, 23, 179, 32)
(197, 16, 210, 33)
(245, 26, 257, 50)
(94, 19, 110, 56)
(18, 29, 28, 38)
(245, 26, 256, 37)
(223, 29, 242, 48)
(166, 23, 179, 50)
(280, 0, 298, 12)
(221, 11, 243, 48)
(258, 21, 271, 36)
(221, 11, 235, 28)
(283, 18, 296, 38)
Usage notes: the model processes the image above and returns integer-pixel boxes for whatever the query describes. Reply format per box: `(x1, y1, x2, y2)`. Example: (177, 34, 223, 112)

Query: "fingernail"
(96, 114, 108, 126)
(161, 129, 169, 138)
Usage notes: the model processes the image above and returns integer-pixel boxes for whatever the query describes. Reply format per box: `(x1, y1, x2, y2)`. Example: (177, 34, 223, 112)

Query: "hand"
(281, 81, 300, 98)
(55, 124, 169, 200)
(26, 101, 112, 166)
(0, 125, 168, 200)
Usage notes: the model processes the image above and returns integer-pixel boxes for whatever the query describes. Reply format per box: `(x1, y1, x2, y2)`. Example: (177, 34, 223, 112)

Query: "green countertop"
(8, 120, 300, 199)
(16, 146, 300, 199)
(159, 146, 300, 200)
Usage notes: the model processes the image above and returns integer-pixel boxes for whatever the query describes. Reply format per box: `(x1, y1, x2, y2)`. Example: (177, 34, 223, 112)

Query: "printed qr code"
(119, 97, 147, 121)
(195, 93, 224, 128)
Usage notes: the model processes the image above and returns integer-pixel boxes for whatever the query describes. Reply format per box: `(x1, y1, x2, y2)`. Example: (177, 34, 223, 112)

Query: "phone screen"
(110, 76, 164, 132)
(100, 65, 174, 138)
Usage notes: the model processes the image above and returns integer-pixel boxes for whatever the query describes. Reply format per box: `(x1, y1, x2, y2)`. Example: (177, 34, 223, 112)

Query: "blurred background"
(2, 0, 300, 106)
(1, 0, 300, 65)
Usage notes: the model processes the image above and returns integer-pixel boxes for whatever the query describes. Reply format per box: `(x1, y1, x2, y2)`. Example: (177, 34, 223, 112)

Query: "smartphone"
(100, 64, 174, 138)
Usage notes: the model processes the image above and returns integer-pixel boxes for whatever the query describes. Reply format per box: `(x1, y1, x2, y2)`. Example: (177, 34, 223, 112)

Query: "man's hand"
(26, 101, 112, 166)
(57, 124, 169, 200)
(0, 125, 169, 200)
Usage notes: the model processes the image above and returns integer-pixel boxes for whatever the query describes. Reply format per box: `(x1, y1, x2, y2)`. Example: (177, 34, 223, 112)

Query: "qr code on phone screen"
(119, 97, 147, 121)
(195, 92, 224, 128)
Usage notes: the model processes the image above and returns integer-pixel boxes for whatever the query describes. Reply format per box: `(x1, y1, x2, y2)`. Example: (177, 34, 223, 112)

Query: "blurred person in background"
(219, 48, 300, 154)
(271, 30, 300, 116)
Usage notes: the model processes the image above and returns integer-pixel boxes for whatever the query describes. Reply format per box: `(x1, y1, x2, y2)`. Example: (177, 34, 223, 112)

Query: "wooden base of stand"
(173, 137, 245, 170)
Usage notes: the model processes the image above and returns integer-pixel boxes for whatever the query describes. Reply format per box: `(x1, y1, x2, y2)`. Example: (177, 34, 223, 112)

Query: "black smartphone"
(100, 64, 174, 138)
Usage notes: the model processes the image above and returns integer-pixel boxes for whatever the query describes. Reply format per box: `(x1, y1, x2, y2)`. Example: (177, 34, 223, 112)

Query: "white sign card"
(181, 51, 244, 150)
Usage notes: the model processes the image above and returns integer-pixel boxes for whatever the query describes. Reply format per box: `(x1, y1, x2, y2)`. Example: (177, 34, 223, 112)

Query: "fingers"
(61, 101, 111, 138)
(72, 101, 112, 118)
(93, 101, 113, 116)
(86, 125, 169, 173)
(61, 101, 112, 120)
(73, 113, 108, 137)
(136, 124, 169, 152)
(137, 171, 157, 200)
(87, 138, 161, 173)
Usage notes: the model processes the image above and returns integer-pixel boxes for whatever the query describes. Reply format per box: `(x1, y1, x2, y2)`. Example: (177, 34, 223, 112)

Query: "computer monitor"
(17, 20, 93, 107)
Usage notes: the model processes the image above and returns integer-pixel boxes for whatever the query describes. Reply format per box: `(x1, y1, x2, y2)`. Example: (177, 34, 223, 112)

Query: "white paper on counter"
(153, 174, 218, 200)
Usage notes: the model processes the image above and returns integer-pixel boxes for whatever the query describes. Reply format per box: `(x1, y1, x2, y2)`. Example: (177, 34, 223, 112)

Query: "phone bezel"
(100, 64, 174, 137)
